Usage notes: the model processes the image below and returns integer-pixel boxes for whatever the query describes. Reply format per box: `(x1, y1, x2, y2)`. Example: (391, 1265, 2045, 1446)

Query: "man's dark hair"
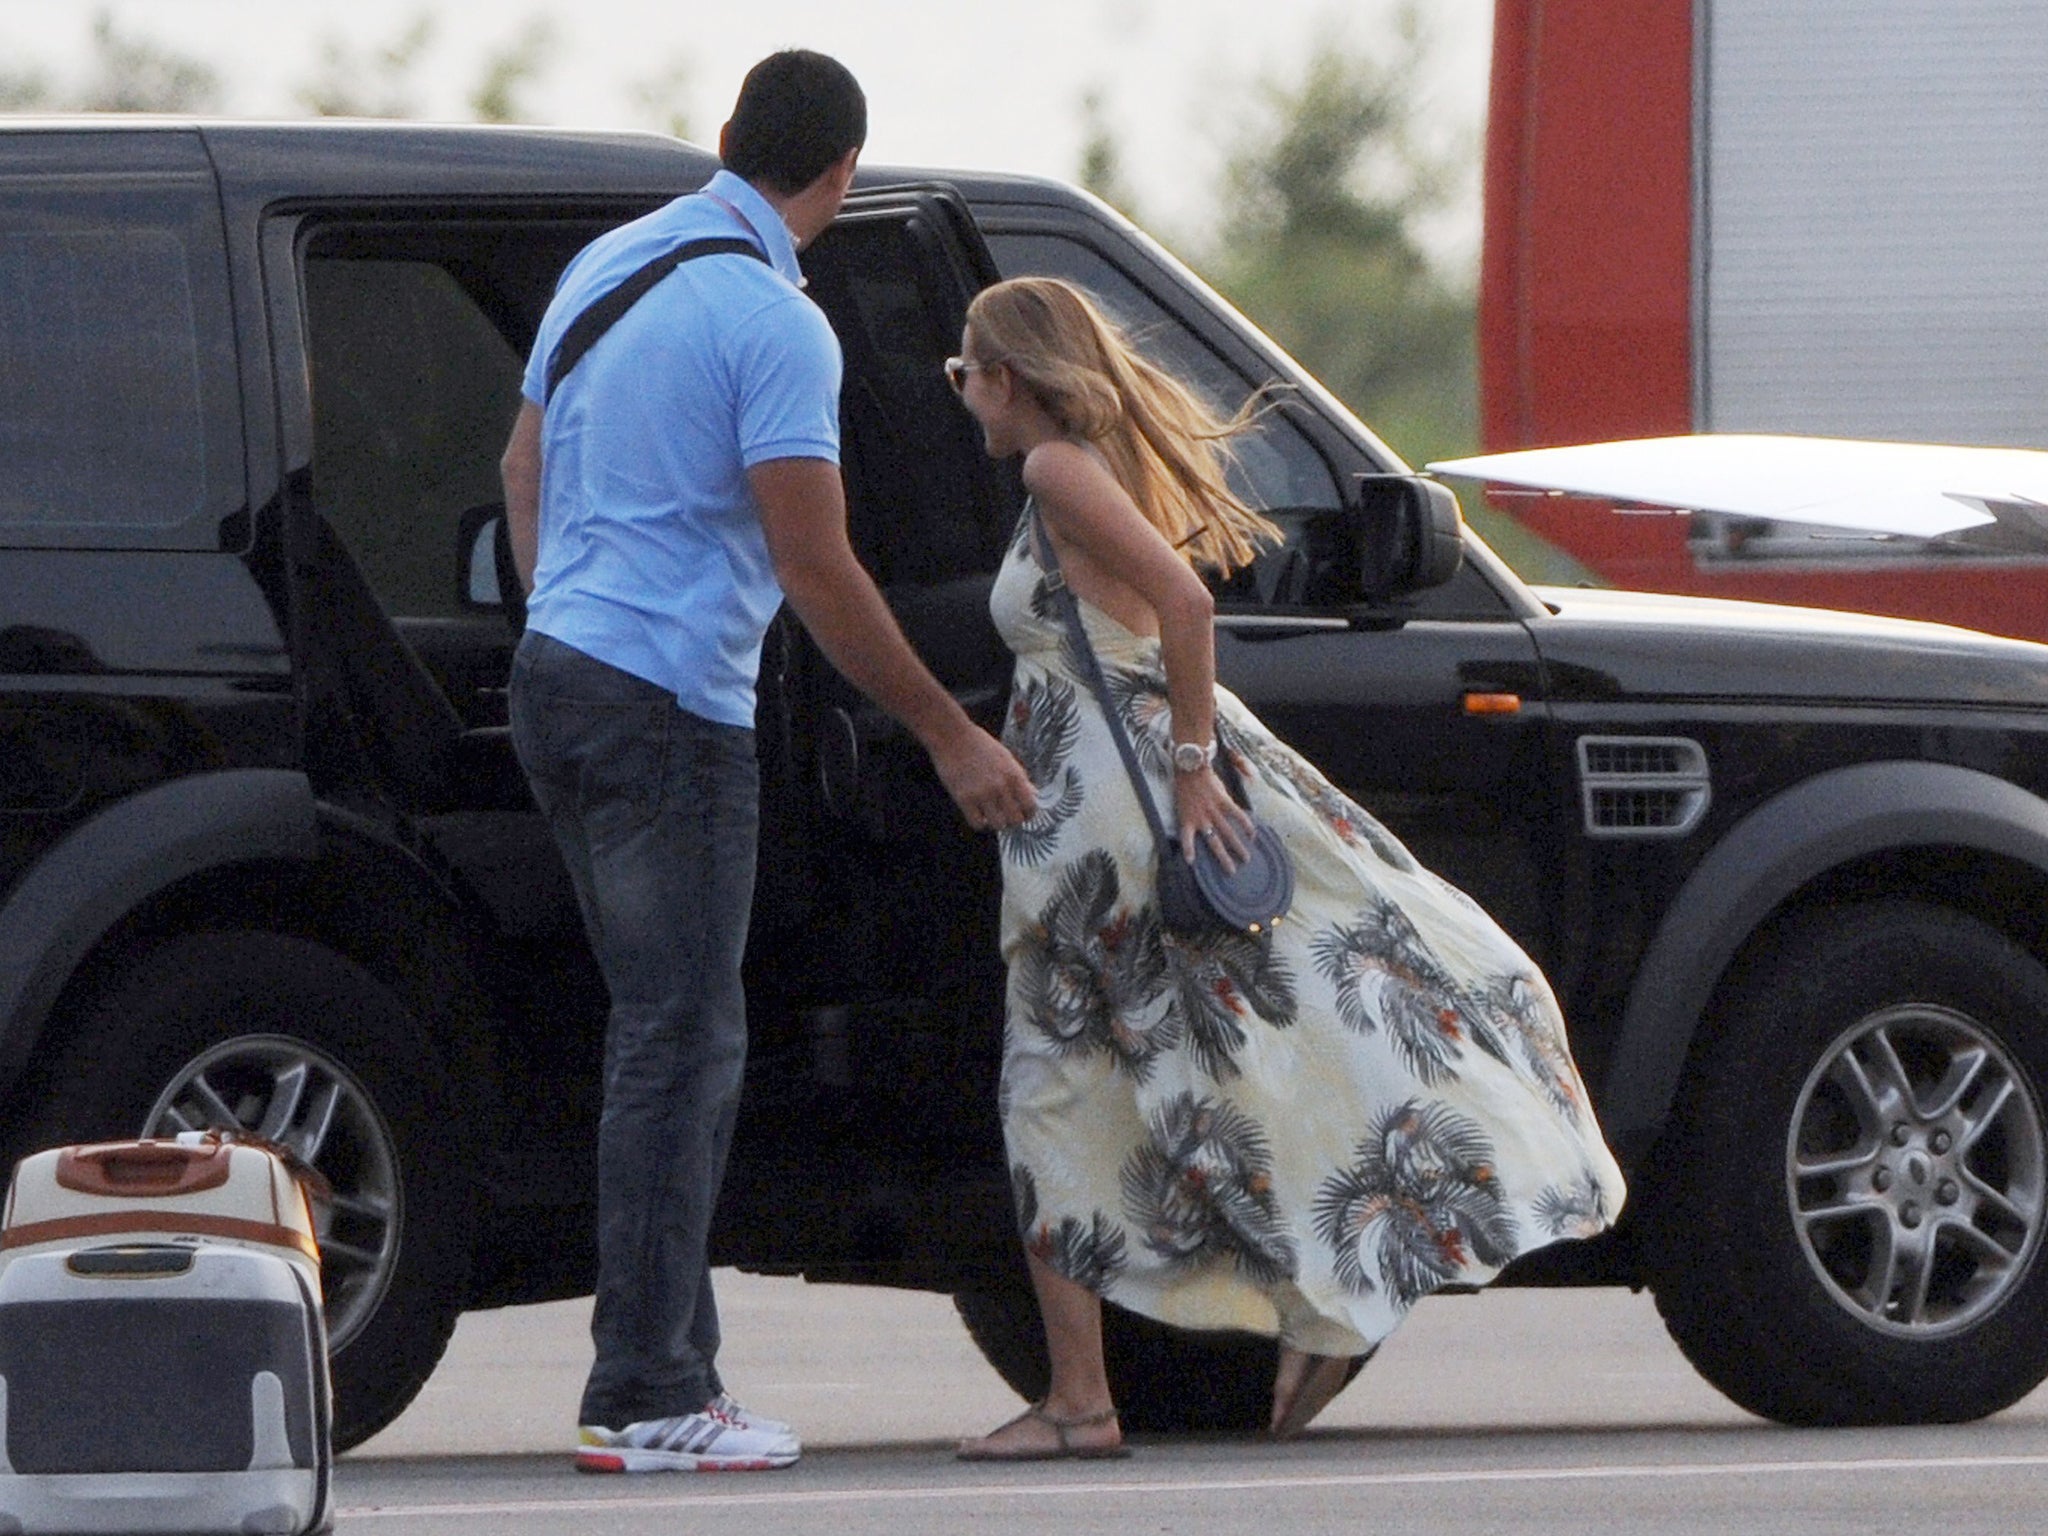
(722, 50, 867, 196)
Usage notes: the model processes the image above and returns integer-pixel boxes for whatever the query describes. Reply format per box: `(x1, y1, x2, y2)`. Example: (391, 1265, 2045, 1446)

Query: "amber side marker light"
(1463, 692, 1522, 716)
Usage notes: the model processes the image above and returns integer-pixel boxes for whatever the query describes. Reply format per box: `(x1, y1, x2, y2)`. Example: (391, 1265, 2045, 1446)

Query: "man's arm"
(750, 457, 1036, 831)
(499, 400, 544, 594)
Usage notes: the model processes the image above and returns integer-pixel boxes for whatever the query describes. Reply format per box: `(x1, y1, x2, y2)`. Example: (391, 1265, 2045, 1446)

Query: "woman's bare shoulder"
(1022, 439, 1128, 519)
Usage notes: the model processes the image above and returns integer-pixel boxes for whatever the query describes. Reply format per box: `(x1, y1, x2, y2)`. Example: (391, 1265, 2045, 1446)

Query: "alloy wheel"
(143, 1033, 404, 1352)
(1787, 1004, 2046, 1338)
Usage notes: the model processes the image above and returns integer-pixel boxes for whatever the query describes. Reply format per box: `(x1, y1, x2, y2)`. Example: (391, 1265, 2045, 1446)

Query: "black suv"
(9, 120, 2048, 1448)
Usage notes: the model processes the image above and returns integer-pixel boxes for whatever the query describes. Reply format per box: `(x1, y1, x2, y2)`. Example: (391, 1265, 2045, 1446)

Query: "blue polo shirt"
(521, 169, 841, 728)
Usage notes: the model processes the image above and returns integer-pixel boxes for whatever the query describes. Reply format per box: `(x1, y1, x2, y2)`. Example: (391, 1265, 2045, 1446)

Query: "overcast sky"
(0, 0, 1493, 260)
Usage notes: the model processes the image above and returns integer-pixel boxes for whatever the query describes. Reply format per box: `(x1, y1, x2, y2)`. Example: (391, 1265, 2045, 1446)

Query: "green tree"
(1076, 86, 1140, 222)
(1203, 8, 1470, 473)
(628, 55, 695, 141)
(0, 11, 217, 113)
(296, 15, 435, 119)
(1197, 11, 1580, 581)
(469, 17, 554, 125)
(59, 10, 222, 112)
(0, 64, 53, 111)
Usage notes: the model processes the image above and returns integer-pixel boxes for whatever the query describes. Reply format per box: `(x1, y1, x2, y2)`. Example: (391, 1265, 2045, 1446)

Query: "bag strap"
(543, 234, 767, 403)
(1028, 506, 1178, 851)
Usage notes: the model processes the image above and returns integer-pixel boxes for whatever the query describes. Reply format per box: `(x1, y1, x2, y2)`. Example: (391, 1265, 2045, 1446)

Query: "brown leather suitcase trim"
(1, 1211, 320, 1267)
(54, 1142, 235, 1198)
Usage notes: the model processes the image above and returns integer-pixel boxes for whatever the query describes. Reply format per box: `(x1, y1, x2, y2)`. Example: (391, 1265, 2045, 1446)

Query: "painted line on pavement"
(338, 1450, 2048, 1520)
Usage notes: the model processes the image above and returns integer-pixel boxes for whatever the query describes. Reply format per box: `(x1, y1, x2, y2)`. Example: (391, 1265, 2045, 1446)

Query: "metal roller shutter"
(1699, 0, 2048, 446)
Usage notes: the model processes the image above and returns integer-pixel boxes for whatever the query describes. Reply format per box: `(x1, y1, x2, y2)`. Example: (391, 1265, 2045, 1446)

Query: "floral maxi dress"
(992, 516, 1628, 1356)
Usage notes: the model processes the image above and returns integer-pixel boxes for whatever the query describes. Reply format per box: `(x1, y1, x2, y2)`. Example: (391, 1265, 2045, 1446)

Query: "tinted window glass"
(986, 231, 1339, 518)
(807, 212, 1015, 587)
(304, 257, 524, 619)
(982, 229, 1425, 615)
(986, 228, 1512, 621)
(0, 173, 241, 547)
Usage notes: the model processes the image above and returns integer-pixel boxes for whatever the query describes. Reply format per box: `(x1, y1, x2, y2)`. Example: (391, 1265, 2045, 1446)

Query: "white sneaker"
(710, 1391, 792, 1439)
(576, 1405, 800, 1473)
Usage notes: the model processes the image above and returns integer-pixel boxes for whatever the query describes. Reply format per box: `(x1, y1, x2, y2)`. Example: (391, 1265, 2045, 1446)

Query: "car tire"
(21, 930, 476, 1451)
(953, 1287, 1366, 1433)
(1647, 899, 2048, 1425)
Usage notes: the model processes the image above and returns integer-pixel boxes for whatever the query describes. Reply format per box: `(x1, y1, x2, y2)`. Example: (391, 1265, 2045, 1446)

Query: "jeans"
(508, 630, 759, 1427)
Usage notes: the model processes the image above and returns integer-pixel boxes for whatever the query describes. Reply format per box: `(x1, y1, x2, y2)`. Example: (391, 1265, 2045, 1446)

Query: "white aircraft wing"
(1427, 435, 2048, 546)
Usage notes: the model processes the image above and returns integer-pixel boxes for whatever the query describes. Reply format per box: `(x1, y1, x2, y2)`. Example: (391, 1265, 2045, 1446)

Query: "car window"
(302, 257, 525, 620)
(985, 232, 1340, 518)
(985, 230, 1364, 612)
(806, 212, 1017, 590)
(0, 167, 242, 549)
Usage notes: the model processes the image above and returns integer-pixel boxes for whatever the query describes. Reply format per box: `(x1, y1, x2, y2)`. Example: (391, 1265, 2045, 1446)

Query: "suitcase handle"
(55, 1141, 235, 1197)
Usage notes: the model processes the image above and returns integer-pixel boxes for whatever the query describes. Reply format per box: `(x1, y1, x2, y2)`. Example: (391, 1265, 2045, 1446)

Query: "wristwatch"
(1172, 740, 1217, 774)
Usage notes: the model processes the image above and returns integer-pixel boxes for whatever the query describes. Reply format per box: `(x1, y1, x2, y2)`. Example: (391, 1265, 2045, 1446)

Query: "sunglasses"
(943, 356, 998, 394)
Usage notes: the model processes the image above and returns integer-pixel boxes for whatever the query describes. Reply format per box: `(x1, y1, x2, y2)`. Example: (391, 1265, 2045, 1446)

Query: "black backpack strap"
(543, 235, 767, 403)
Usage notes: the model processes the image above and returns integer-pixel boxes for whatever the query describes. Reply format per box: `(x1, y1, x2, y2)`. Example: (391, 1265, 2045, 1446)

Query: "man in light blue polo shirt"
(500, 51, 1035, 1475)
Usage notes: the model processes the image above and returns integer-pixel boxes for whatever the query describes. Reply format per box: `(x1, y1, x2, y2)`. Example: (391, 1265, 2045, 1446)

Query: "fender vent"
(1577, 735, 1710, 838)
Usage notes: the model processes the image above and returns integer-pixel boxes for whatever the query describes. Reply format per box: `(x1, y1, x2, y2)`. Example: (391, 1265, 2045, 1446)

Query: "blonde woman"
(950, 278, 1625, 1460)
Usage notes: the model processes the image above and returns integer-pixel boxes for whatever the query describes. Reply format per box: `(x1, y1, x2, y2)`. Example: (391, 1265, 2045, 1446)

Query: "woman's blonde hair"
(964, 277, 1282, 575)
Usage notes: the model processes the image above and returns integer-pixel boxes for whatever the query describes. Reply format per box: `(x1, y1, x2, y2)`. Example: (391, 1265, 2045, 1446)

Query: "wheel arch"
(4, 780, 503, 1171)
(1601, 760, 2048, 1166)
(0, 769, 317, 1102)
(99, 807, 503, 1148)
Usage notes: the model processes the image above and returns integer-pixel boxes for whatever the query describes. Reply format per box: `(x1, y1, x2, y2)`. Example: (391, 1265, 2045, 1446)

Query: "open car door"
(744, 184, 1020, 1142)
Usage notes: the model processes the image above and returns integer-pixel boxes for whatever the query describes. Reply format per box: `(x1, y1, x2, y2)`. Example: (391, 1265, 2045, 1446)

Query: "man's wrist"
(1172, 740, 1216, 775)
(909, 695, 979, 758)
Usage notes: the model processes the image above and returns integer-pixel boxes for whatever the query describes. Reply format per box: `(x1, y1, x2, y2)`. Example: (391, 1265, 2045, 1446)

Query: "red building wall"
(1481, 0, 1694, 454)
(1477, 0, 2048, 640)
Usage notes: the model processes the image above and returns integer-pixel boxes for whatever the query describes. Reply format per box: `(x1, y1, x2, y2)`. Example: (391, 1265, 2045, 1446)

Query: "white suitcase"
(0, 1242, 333, 1535)
(0, 1137, 331, 1535)
(0, 1137, 321, 1298)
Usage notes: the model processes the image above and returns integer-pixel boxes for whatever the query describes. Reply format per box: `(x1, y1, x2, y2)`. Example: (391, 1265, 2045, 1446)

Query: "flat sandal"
(956, 1401, 1130, 1462)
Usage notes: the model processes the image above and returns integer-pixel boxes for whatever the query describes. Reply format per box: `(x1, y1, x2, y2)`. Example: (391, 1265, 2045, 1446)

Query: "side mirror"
(1353, 473, 1464, 600)
(456, 501, 527, 631)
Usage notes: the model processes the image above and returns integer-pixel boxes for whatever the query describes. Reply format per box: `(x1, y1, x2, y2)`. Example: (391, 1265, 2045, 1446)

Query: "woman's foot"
(957, 1400, 1129, 1461)
(1271, 1348, 1355, 1438)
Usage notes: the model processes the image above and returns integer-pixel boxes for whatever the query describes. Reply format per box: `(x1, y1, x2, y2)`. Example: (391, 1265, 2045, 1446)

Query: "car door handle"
(835, 685, 1003, 747)
(818, 706, 862, 820)
(818, 682, 1008, 822)
(1216, 614, 1350, 640)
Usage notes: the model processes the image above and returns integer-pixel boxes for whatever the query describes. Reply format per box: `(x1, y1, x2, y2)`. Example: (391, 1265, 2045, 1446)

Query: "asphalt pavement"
(339, 1276, 2048, 1534)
